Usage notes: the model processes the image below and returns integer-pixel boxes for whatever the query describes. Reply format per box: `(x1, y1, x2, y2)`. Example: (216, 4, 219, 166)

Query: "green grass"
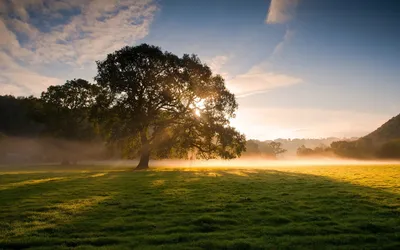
(0, 164, 399, 249)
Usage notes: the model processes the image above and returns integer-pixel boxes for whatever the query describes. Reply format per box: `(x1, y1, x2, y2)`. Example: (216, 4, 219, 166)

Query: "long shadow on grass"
(1, 169, 400, 249)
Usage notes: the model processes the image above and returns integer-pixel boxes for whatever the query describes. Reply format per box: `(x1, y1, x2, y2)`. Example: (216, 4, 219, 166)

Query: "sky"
(1, 0, 400, 140)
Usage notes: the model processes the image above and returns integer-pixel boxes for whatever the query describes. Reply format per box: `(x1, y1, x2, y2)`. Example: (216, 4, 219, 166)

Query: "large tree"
(94, 44, 246, 169)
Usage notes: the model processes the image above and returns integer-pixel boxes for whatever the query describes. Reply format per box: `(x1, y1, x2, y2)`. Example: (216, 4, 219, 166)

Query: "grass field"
(0, 164, 399, 249)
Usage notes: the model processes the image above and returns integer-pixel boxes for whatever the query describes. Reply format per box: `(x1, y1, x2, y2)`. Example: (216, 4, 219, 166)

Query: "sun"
(192, 98, 205, 117)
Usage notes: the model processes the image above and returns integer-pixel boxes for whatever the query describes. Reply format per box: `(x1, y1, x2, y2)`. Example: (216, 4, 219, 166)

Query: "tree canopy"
(93, 44, 246, 168)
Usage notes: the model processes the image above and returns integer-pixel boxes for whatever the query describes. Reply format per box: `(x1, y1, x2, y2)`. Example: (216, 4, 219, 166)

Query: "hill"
(362, 113, 400, 145)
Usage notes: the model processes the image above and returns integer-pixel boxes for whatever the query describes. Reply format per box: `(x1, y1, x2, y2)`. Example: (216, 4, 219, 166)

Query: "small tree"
(264, 141, 287, 158)
(94, 44, 246, 169)
(255, 141, 287, 158)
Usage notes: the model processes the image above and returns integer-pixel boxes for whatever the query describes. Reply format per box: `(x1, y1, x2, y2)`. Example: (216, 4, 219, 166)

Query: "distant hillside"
(362, 113, 400, 145)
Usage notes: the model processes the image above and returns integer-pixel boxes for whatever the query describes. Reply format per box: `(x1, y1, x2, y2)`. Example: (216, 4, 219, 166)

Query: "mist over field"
(89, 158, 400, 169)
(1, 135, 400, 168)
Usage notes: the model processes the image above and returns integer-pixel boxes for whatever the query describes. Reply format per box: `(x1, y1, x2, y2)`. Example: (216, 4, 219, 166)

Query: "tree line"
(296, 138, 400, 159)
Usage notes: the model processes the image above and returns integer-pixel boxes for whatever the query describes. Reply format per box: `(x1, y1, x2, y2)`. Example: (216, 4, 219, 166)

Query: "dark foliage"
(0, 95, 44, 136)
(94, 44, 245, 168)
(377, 139, 400, 159)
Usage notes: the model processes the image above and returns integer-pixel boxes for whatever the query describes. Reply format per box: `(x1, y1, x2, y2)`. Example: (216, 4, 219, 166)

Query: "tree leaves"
(94, 44, 246, 160)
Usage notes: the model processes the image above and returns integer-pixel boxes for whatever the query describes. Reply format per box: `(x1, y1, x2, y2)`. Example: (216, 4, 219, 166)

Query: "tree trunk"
(135, 131, 150, 170)
(136, 146, 150, 169)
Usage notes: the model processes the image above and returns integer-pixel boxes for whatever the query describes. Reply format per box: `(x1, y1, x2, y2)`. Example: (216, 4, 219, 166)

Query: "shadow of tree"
(1, 169, 399, 249)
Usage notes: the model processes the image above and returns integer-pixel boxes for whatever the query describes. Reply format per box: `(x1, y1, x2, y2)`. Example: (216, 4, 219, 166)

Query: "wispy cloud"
(271, 29, 295, 57)
(227, 64, 303, 97)
(205, 54, 302, 98)
(206, 55, 230, 79)
(207, 55, 229, 74)
(266, 0, 299, 24)
(0, 52, 62, 96)
(0, 0, 158, 96)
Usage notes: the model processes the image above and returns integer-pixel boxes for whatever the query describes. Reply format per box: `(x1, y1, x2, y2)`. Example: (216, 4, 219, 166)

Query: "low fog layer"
(2, 136, 400, 168)
(84, 159, 400, 169)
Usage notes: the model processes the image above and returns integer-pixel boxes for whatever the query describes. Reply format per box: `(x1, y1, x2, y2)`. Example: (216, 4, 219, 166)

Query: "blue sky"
(1, 0, 399, 140)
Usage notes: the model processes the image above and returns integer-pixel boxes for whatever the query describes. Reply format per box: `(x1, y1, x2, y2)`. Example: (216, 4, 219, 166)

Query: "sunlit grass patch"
(192, 171, 222, 177)
(89, 173, 108, 178)
(205, 172, 222, 177)
(279, 165, 400, 194)
(163, 188, 190, 197)
(0, 177, 66, 191)
(151, 179, 165, 187)
(55, 196, 110, 213)
(225, 170, 250, 177)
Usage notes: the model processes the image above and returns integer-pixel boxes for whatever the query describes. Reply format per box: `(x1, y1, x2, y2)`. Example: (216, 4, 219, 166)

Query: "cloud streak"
(266, 0, 299, 24)
(227, 64, 303, 97)
(271, 29, 295, 57)
(205, 54, 302, 98)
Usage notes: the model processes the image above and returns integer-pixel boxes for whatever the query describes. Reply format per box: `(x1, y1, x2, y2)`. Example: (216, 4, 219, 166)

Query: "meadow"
(0, 163, 399, 249)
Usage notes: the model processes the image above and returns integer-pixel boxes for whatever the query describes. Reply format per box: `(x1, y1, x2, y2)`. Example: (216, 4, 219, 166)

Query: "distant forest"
(245, 137, 356, 157)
